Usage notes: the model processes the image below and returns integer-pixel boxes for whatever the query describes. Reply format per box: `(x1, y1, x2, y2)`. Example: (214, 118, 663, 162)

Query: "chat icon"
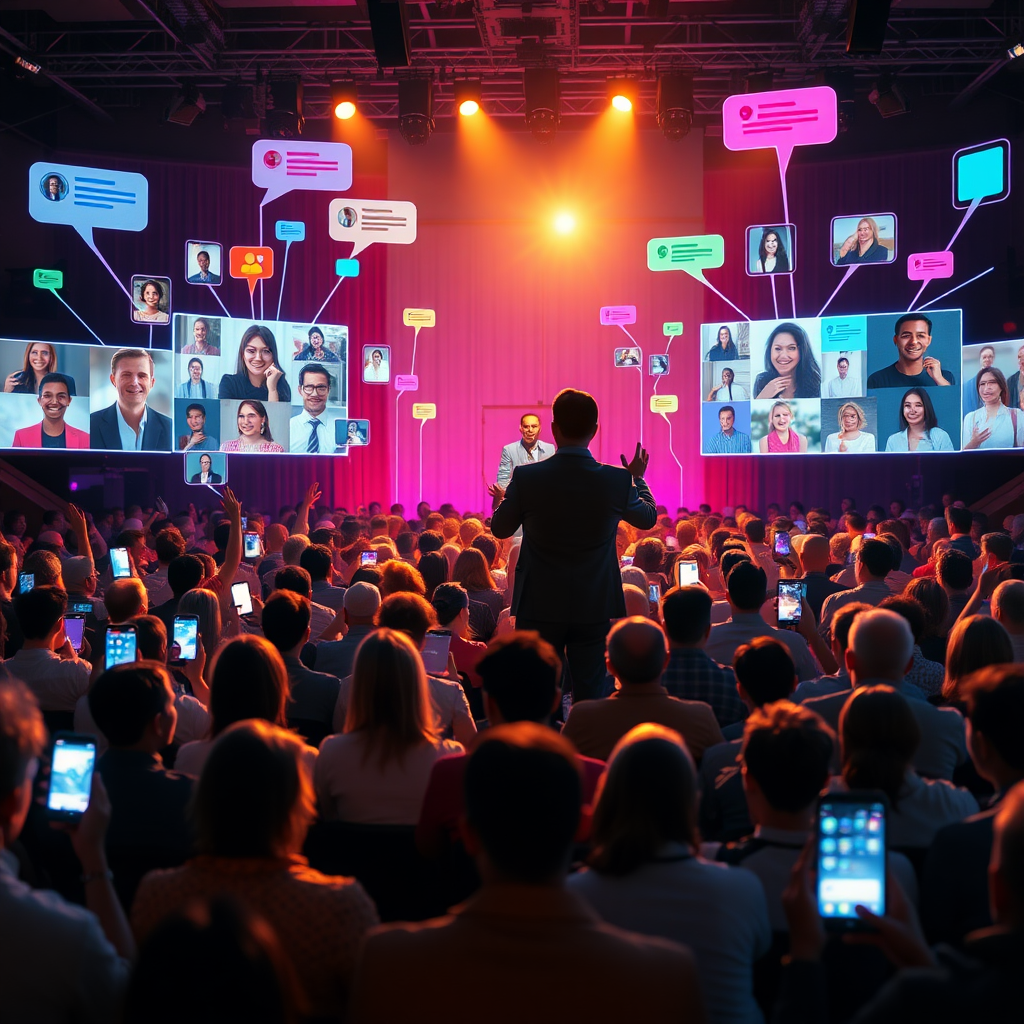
(229, 246, 275, 294)
(722, 85, 837, 175)
(29, 162, 149, 251)
(33, 269, 63, 290)
(907, 251, 954, 283)
(820, 316, 868, 351)
(335, 258, 361, 278)
(403, 308, 436, 328)
(600, 305, 637, 326)
(412, 403, 437, 420)
(663, 322, 683, 337)
(252, 140, 352, 207)
(648, 235, 725, 283)
(395, 374, 419, 392)
(275, 220, 306, 242)
(329, 199, 417, 258)
(650, 395, 679, 414)
(953, 139, 1010, 209)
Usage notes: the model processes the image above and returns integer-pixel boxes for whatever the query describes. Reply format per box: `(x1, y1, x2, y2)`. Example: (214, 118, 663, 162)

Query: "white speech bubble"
(253, 141, 352, 207)
(329, 199, 417, 258)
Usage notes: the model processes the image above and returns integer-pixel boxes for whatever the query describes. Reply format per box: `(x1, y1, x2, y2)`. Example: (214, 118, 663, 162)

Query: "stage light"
(553, 211, 576, 234)
(398, 78, 434, 145)
(453, 79, 482, 117)
(165, 85, 206, 127)
(868, 74, 908, 117)
(14, 56, 42, 75)
(331, 81, 359, 120)
(524, 68, 560, 141)
(656, 73, 693, 141)
(266, 78, 304, 138)
(1009, 42, 1024, 60)
(607, 78, 638, 113)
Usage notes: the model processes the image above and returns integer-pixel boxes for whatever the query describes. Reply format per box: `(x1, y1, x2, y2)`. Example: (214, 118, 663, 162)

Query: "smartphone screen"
(68, 599, 93, 615)
(777, 581, 805, 627)
(648, 583, 661, 604)
(241, 516, 248, 530)
(421, 630, 452, 675)
(774, 531, 791, 556)
(18, 572, 34, 594)
(620, 555, 634, 567)
(46, 733, 97, 820)
(105, 626, 137, 669)
(243, 532, 261, 559)
(172, 615, 199, 660)
(63, 614, 86, 652)
(675, 560, 699, 587)
(231, 581, 253, 617)
(110, 547, 131, 579)
(817, 794, 887, 930)
(360, 550, 378, 565)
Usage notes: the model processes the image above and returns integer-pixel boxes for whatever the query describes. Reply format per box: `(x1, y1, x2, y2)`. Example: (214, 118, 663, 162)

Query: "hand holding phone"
(172, 615, 199, 661)
(777, 581, 806, 628)
(675, 559, 699, 587)
(105, 625, 137, 669)
(231, 581, 254, 617)
(774, 531, 791, 557)
(110, 547, 131, 579)
(46, 733, 97, 821)
(421, 629, 453, 675)
(63, 614, 87, 653)
(243, 531, 262, 559)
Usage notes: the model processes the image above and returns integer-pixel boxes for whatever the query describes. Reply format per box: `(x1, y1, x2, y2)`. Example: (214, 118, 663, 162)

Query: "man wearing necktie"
(290, 364, 334, 454)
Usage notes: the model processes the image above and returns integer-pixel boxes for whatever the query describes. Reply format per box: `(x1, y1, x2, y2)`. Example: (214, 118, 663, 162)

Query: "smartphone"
(63, 613, 86, 653)
(243, 531, 261, 559)
(68, 599, 93, 615)
(105, 625, 137, 669)
(110, 547, 131, 579)
(172, 614, 199, 661)
(675, 559, 699, 587)
(360, 550, 378, 565)
(231, 581, 253, 617)
(777, 581, 805, 627)
(648, 583, 662, 604)
(46, 733, 97, 821)
(241, 516, 248, 530)
(863, 532, 877, 540)
(620, 555, 634, 567)
(421, 629, 452, 675)
(817, 792, 888, 931)
(18, 572, 34, 594)
(774, 531, 791, 557)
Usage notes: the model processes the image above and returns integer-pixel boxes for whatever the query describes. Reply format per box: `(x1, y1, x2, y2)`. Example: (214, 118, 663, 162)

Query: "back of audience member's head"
(476, 631, 561, 724)
(208, 636, 289, 738)
(941, 614, 1014, 705)
(459, 518, 484, 549)
(981, 532, 1014, 565)
(452, 547, 496, 592)
(936, 548, 973, 592)
(14, 585, 66, 641)
(194, 721, 314, 860)
(993, 580, 1024, 634)
(742, 701, 835, 813)
(441, 518, 461, 543)
(104, 577, 148, 623)
(261, 590, 310, 653)
(839, 685, 919, 810)
(742, 518, 766, 545)
(298, 544, 332, 584)
(465, 721, 581, 882)
(343, 581, 381, 623)
(168, 554, 204, 599)
(589, 724, 697, 877)
(375, 592, 436, 648)
(877, 596, 926, 645)
(992, 780, 1024, 923)
(719, 549, 752, 583)
(878, 518, 911, 550)
(904, 577, 950, 638)
(733, 637, 796, 706)
(877, 534, 904, 575)
(308, 528, 336, 550)
(23, 550, 62, 587)
(708, 528, 732, 564)
(675, 520, 698, 550)
(134, 615, 167, 661)
(856, 538, 893, 579)
(606, 617, 668, 686)
(633, 537, 665, 574)
(89, 662, 174, 748)
(798, 535, 831, 573)
(377, 559, 426, 599)
(417, 551, 448, 600)
(829, 602, 871, 655)
(962, 666, 1024, 784)
(154, 529, 186, 565)
(660, 586, 711, 645)
(349, 564, 382, 589)
(829, 533, 852, 566)
(0, 679, 47, 806)
(621, 584, 652, 618)
(417, 530, 444, 556)
(431, 582, 468, 628)
(845, 511, 867, 533)
(178, 588, 222, 653)
(726, 560, 768, 612)
(280, 535, 310, 567)
(471, 533, 499, 569)
(848, 608, 914, 682)
(946, 504, 972, 536)
(551, 388, 598, 440)
(369, 514, 389, 536)
(274, 565, 312, 601)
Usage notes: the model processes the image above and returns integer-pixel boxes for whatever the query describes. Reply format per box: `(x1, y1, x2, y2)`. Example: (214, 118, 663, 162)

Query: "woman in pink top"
(759, 400, 808, 453)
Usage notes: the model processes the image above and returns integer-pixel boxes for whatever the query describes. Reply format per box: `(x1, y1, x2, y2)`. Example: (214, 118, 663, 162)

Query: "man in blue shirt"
(705, 406, 751, 455)
(487, 412, 553, 503)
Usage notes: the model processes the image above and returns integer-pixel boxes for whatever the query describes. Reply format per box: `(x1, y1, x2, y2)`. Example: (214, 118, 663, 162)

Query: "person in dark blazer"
(90, 348, 172, 452)
(490, 388, 657, 702)
(189, 454, 223, 484)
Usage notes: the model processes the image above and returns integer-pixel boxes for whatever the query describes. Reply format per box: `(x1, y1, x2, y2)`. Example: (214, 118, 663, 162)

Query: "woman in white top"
(884, 387, 955, 453)
(569, 723, 771, 1024)
(315, 629, 462, 825)
(823, 401, 876, 453)
(962, 367, 1022, 450)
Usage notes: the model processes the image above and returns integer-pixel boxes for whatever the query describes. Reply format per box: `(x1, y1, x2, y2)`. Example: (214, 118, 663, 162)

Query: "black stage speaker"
(846, 0, 892, 55)
(368, 0, 412, 68)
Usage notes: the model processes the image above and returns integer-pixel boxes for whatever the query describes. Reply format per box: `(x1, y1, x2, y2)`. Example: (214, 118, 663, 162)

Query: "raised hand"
(620, 442, 649, 479)
(964, 421, 991, 450)
(756, 376, 791, 400)
(221, 485, 241, 521)
(302, 482, 322, 508)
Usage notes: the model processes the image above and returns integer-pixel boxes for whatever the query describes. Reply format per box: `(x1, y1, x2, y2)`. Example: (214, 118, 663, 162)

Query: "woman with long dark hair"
(753, 322, 821, 399)
(755, 227, 790, 274)
(884, 388, 954, 452)
(219, 324, 290, 403)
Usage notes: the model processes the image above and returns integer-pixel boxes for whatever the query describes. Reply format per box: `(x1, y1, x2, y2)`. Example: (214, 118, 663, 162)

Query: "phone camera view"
(64, 616, 86, 651)
(244, 532, 261, 558)
(360, 551, 377, 565)
(774, 532, 791, 556)
(47, 738, 96, 817)
(818, 800, 886, 924)
(778, 583, 802, 624)
(18, 572, 34, 593)
(110, 548, 131, 579)
(675, 560, 699, 587)
(173, 618, 198, 660)
(105, 629, 137, 668)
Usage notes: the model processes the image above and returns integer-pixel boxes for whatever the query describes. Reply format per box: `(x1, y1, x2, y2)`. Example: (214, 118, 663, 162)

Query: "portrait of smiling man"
(12, 373, 90, 449)
(290, 363, 335, 453)
(90, 348, 172, 451)
(866, 313, 956, 389)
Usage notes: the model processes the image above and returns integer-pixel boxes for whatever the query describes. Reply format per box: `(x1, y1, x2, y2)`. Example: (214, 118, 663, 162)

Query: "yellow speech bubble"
(650, 395, 678, 414)
(403, 308, 436, 328)
(412, 403, 437, 420)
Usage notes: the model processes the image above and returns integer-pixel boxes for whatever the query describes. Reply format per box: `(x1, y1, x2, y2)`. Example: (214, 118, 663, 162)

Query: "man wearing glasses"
(290, 364, 336, 453)
(13, 373, 90, 449)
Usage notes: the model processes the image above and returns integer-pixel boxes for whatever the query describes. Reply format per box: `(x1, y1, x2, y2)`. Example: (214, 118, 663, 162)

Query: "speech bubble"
(229, 246, 275, 295)
(395, 374, 419, 392)
(907, 251, 954, 283)
(953, 139, 1010, 209)
(252, 141, 352, 207)
(722, 85, 837, 176)
(600, 305, 637, 326)
(335, 258, 360, 278)
(29, 161, 149, 251)
(329, 199, 417, 259)
(663, 322, 683, 337)
(820, 315, 868, 351)
(33, 269, 63, 289)
(275, 220, 306, 242)
(403, 308, 436, 328)
(650, 395, 679, 414)
(412, 403, 437, 420)
(647, 235, 725, 283)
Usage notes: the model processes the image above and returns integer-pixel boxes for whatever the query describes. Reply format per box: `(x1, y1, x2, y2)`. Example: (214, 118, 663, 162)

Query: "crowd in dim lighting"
(2, 482, 1024, 1022)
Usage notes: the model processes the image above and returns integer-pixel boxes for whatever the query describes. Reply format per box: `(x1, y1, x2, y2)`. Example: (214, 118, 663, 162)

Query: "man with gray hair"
(313, 581, 382, 679)
(89, 348, 172, 451)
(804, 608, 966, 779)
(993, 580, 1024, 662)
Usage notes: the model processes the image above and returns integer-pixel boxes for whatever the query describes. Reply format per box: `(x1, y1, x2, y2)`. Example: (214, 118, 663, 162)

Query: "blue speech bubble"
(820, 315, 868, 351)
(29, 162, 148, 251)
(276, 220, 306, 242)
(335, 258, 360, 278)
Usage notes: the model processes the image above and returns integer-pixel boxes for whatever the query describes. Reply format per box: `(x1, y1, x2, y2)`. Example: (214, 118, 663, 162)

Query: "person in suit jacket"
(490, 388, 657, 701)
(189, 454, 222, 485)
(12, 373, 89, 449)
(186, 250, 221, 285)
(90, 348, 172, 452)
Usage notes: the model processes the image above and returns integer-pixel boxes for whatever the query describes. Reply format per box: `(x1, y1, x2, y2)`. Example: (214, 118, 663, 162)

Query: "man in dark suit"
(90, 348, 172, 452)
(491, 388, 657, 702)
(189, 453, 222, 484)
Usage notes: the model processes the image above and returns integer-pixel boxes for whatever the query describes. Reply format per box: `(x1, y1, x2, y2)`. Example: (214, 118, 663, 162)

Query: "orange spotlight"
(607, 77, 638, 113)
(553, 211, 576, 235)
(331, 81, 359, 120)
(454, 79, 483, 117)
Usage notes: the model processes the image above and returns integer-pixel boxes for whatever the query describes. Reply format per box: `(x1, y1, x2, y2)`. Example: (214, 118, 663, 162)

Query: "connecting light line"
(85, 241, 135, 306)
(617, 325, 644, 446)
(50, 289, 105, 345)
(207, 284, 231, 318)
(816, 265, 858, 318)
(703, 278, 753, 323)
(311, 275, 345, 325)
(276, 242, 292, 321)
(919, 266, 995, 310)
(911, 196, 983, 310)
(770, 275, 779, 320)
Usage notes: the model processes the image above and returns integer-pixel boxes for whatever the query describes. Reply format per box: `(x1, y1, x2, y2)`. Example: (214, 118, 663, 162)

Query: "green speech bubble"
(663, 322, 683, 337)
(33, 269, 63, 290)
(647, 235, 725, 280)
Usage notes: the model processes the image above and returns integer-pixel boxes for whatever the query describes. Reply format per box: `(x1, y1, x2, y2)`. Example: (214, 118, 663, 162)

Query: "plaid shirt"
(662, 647, 746, 727)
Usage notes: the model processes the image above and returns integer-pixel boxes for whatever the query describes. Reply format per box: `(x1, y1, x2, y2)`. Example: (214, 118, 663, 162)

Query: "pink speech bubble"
(252, 140, 352, 207)
(600, 305, 637, 326)
(906, 250, 954, 283)
(722, 86, 837, 175)
(395, 374, 419, 392)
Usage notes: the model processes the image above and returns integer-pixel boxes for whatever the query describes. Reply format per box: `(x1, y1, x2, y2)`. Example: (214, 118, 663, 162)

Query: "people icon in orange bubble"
(240, 252, 263, 275)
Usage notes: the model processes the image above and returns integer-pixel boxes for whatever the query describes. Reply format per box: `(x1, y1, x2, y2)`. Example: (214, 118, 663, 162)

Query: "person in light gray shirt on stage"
(487, 412, 553, 504)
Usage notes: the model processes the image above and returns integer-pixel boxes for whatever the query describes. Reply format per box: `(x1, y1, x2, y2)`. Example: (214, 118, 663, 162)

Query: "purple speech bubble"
(252, 141, 352, 207)
(907, 251, 954, 283)
(395, 374, 419, 392)
(600, 305, 637, 326)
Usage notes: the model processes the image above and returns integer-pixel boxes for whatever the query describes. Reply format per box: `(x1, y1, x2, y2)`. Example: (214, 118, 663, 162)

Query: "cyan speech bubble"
(29, 162, 148, 251)
(953, 139, 1010, 208)
(663, 322, 683, 337)
(335, 258, 361, 278)
(820, 315, 868, 352)
(33, 269, 63, 290)
(252, 141, 352, 208)
(275, 220, 306, 242)
(648, 235, 725, 284)
(907, 251, 954, 284)
(329, 199, 417, 259)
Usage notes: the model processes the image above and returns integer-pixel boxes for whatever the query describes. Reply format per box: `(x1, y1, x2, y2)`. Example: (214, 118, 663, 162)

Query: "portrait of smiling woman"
(220, 400, 285, 454)
(219, 325, 291, 403)
(883, 388, 954, 452)
(753, 322, 822, 400)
